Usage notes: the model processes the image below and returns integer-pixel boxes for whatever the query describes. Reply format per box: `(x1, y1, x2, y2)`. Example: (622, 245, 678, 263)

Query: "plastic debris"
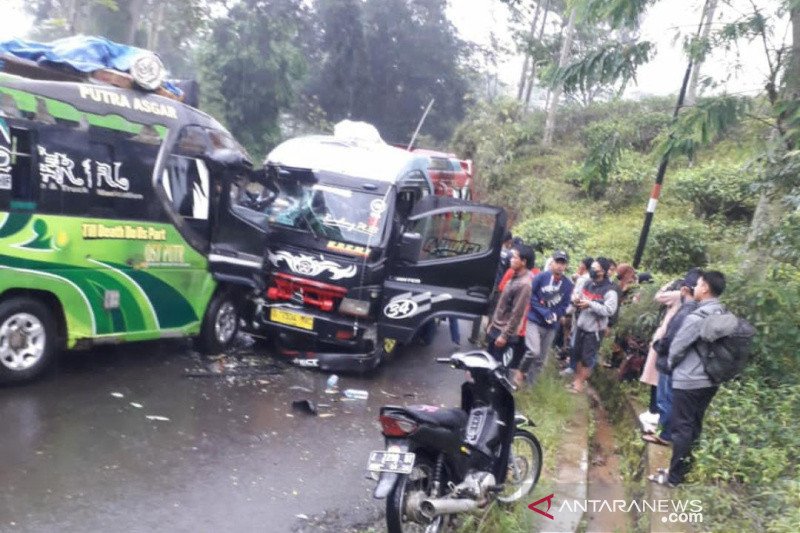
(342, 389, 369, 400)
(318, 413, 335, 418)
(145, 415, 170, 422)
(289, 385, 313, 393)
(110, 392, 124, 398)
(130, 402, 143, 409)
(326, 374, 339, 389)
(291, 399, 318, 416)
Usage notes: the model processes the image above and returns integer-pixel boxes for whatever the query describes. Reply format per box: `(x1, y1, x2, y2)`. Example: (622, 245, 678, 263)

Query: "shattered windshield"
(265, 182, 388, 246)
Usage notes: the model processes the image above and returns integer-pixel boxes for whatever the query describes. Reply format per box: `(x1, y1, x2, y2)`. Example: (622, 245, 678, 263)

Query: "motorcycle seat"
(404, 405, 467, 430)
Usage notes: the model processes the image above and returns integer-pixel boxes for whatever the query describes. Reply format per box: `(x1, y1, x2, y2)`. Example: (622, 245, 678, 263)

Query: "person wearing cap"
(520, 250, 574, 385)
(569, 258, 618, 393)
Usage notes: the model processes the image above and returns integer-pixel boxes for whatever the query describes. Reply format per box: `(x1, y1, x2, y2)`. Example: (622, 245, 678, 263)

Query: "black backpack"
(693, 308, 757, 384)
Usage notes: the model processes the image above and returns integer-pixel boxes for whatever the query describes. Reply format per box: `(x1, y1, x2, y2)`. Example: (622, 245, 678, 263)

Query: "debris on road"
(110, 392, 124, 399)
(325, 374, 339, 394)
(145, 415, 170, 422)
(130, 402, 143, 409)
(380, 389, 399, 398)
(291, 399, 318, 416)
(289, 385, 313, 393)
(342, 389, 369, 400)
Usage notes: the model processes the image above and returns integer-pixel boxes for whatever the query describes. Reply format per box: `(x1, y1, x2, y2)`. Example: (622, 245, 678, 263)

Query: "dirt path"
(585, 391, 633, 533)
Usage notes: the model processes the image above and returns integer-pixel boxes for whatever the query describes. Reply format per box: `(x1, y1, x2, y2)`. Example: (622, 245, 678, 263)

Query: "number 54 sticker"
(383, 292, 452, 320)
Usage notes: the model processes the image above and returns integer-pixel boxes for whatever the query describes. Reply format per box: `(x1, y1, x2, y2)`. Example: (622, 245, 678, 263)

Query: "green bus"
(0, 70, 267, 382)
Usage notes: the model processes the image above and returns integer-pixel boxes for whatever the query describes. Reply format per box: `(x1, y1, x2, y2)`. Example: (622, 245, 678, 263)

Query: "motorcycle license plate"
(367, 450, 415, 474)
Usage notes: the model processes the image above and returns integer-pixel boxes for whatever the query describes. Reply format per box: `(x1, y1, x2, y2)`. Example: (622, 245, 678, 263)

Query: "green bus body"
(0, 72, 251, 355)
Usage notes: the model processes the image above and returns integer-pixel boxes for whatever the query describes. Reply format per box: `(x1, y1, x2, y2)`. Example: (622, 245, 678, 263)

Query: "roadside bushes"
(513, 214, 586, 260)
(672, 161, 758, 221)
(643, 219, 709, 274)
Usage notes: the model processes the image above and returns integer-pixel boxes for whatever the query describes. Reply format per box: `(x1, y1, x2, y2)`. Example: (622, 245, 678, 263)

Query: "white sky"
(0, 0, 787, 101)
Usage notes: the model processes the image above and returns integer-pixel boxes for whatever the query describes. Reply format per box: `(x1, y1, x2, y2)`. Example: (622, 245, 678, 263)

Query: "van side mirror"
(396, 232, 422, 263)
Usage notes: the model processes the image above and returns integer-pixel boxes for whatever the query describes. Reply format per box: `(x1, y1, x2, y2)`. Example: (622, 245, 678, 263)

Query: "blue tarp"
(0, 35, 181, 97)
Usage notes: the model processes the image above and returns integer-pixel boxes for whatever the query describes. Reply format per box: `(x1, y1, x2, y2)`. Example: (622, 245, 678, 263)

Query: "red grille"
(266, 272, 348, 312)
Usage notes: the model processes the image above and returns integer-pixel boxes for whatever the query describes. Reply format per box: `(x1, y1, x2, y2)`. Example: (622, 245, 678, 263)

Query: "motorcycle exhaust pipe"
(420, 497, 479, 519)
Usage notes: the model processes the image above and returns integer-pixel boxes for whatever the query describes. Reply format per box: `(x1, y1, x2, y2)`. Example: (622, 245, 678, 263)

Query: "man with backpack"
(654, 270, 726, 487)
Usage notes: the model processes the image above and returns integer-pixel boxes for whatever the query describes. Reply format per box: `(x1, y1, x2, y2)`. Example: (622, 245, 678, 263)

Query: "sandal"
(648, 471, 676, 488)
(642, 434, 672, 446)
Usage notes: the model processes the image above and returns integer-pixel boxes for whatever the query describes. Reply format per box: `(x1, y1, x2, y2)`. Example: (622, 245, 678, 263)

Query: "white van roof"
(265, 135, 431, 184)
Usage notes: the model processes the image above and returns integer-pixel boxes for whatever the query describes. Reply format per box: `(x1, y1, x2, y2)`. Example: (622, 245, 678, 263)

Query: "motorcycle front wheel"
(498, 429, 543, 504)
(386, 455, 448, 533)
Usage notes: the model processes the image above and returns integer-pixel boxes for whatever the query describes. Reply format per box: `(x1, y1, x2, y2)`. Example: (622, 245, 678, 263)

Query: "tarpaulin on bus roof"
(0, 35, 181, 97)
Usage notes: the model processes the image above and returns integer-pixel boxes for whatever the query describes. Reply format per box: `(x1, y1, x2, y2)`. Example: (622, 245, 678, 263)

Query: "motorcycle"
(367, 350, 542, 532)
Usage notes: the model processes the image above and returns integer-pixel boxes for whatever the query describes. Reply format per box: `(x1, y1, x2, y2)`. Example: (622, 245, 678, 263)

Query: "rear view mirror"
(396, 232, 422, 263)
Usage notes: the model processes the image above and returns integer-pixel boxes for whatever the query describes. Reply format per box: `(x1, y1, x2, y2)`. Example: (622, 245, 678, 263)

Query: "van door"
(209, 165, 270, 286)
(378, 195, 506, 343)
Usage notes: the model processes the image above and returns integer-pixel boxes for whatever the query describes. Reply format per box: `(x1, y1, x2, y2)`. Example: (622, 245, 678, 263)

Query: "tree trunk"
(542, 7, 576, 146)
(126, 0, 145, 45)
(686, 0, 718, 106)
(147, 2, 165, 50)
(524, 0, 550, 108)
(517, 1, 542, 101)
(65, 0, 82, 35)
(785, 6, 800, 99)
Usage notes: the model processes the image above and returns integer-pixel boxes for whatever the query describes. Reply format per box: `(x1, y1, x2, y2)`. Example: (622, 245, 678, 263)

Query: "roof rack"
(0, 52, 183, 102)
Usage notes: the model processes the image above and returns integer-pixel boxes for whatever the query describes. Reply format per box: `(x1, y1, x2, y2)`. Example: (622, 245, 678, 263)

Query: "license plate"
(367, 450, 416, 474)
(270, 308, 314, 330)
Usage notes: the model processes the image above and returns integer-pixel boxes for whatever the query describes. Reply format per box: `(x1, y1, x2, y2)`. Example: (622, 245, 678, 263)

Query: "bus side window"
(5, 128, 36, 203)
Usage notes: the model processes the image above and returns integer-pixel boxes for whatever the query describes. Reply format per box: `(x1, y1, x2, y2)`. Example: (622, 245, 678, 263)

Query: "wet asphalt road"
(0, 322, 468, 533)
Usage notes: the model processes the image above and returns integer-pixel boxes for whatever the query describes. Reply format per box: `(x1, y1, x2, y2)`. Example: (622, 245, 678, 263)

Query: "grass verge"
(458, 364, 580, 533)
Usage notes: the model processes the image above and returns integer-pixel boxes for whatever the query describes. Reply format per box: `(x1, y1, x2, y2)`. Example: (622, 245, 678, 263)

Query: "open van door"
(378, 196, 507, 344)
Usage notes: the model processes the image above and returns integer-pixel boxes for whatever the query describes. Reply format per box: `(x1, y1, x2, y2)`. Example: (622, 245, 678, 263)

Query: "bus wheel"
(197, 290, 240, 354)
(0, 297, 58, 383)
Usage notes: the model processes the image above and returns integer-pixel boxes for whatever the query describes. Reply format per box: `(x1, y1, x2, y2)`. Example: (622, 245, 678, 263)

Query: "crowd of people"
(471, 231, 729, 488)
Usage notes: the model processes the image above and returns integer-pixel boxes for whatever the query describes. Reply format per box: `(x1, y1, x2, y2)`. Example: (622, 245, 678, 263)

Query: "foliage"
(720, 269, 800, 385)
(643, 219, 709, 274)
(553, 41, 655, 96)
(610, 281, 663, 342)
(754, 147, 800, 266)
(352, 0, 469, 143)
(451, 99, 541, 203)
(673, 160, 758, 221)
(657, 95, 753, 160)
(198, 0, 310, 157)
(575, 145, 650, 204)
(304, 0, 369, 124)
(513, 214, 587, 259)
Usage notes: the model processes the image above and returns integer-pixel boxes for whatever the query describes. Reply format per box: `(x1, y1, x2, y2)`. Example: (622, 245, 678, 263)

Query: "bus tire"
(197, 290, 240, 354)
(0, 297, 59, 383)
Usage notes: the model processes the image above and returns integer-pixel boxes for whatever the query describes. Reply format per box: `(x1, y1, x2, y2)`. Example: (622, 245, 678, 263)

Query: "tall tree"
(357, 0, 469, 143)
(199, 0, 310, 156)
(305, 0, 370, 123)
(686, 0, 718, 105)
(542, 6, 576, 146)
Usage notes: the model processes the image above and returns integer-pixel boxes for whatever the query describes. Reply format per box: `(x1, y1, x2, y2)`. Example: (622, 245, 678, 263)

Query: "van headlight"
(339, 298, 370, 317)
